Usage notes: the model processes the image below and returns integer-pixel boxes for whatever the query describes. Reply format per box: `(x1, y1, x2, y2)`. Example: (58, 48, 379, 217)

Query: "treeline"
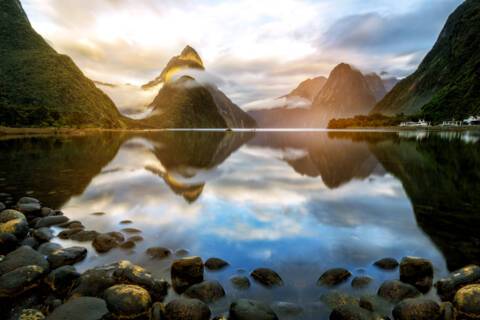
(327, 114, 410, 129)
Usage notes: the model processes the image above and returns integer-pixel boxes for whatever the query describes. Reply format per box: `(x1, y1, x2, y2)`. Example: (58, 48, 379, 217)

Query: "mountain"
(365, 73, 387, 101)
(373, 0, 480, 120)
(0, 0, 125, 128)
(382, 77, 399, 92)
(143, 46, 256, 128)
(285, 76, 327, 101)
(311, 63, 377, 126)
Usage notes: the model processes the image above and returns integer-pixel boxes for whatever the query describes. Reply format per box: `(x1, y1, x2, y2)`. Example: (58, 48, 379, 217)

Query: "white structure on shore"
(399, 120, 430, 127)
(463, 116, 480, 125)
(441, 119, 463, 127)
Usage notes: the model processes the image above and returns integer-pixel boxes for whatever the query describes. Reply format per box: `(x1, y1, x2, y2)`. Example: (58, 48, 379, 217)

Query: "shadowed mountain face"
(365, 73, 387, 101)
(373, 0, 480, 120)
(142, 47, 255, 129)
(286, 76, 327, 101)
(0, 133, 127, 208)
(0, 0, 125, 128)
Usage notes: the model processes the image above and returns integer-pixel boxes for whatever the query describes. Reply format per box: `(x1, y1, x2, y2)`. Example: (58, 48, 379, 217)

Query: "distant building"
(463, 116, 480, 125)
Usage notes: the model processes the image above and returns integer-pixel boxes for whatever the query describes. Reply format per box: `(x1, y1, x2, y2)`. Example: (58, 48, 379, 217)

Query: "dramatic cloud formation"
(23, 0, 462, 110)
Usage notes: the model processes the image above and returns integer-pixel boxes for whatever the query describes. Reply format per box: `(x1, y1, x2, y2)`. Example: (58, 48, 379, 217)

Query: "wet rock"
(453, 284, 480, 319)
(57, 220, 84, 229)
(440, 302, 454, 320)
(91, 212, 106, 216)
(40, 207, 54, 217)
(230, 275, 250, 290)
(184, 280, 225, 303)
(35, 216, 69, 228)
(70, 266, 116, 298)
(46, 297, 108, 320)
(0, 209, 26, 223)
(164, 298, 211, 320)
(399, 257, 433, 293)
(19, 309, 45, 320)
(17, 197, 41, 213)
(171, 257, 204, 293)
(0, 265, 45, 297)
(104, 284, 152, 318)
(146, 247, 172, 259)
(151, 302, 165, 320)
(374, 258, 399, 270)
(271, 301, 303, 316)
(120, 220, 132, 224)
(120, 240, 136, 249)
(251, 268, 283, 287)
(205, 257, 229, 270)
(45, 265, 80, 294)
(69, 230, 100, 242)
(0, 209, 29, 239)
(38, 242, 62, 255)
(377, 280, 421, 303)
(106, 231, 125, 242)
(392, 298, 441, 320)
(436, 265, 480, 301)
(358, 295, 391, 316)
(47, 247, 87, 269)
(20, 236, 39, 249)
(317, 268, 352, 286)
(58, 228, 83, 240)
(351, 276, 373, 289)
(32, 227, 53, 242)
(127, 235, 144, 242)
(0, 246, 49, 275)
(0, 232, 18, 254)
(92, 233, 121, 253)
(122, 227, 142, 234)
(230, 299, 278, 320)
(330, 304, 376, 320)
(321, 291, 358, 309)
(175, 249, 189, 257)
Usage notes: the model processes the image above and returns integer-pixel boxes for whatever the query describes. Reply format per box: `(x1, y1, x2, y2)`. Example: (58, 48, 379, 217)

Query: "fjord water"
(1, 130, 479, 318)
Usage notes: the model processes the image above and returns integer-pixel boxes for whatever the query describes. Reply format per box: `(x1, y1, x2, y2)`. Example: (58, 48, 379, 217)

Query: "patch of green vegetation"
(327, 114, 408, 129)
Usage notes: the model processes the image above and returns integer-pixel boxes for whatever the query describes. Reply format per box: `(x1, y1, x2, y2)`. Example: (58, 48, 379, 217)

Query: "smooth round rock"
(32, 227, 54, 242)
(171, 257, 204, 293)
(46, 265, 80, 293)
(205, 257, 229, 270)
(330, 304, 375, 320)
(392, 298, 441, 320)
(0, 209, 26, 223)
(0, 245, 49, 275)
(17, 197, 41, 213)
(47, 247, 87, 269)
(151, 302, 165, 320)
(0, 265, 45, 297)
(127, 235, 144, 243)
(57, 228, 83, 240)
(317, 268, 352, 286)
(164, 298, 211, 320)
(230, 275, 251, 290)
(351, 276, 373, 289)
(38, 242, 62, 255)
(184, 280, 225, 303)
(230, 299, 278, 320)
(0, 213, 29, 239)
(251, 268, 283, 287)
(399, 256, 433, 293)
(46, 297, 108, 320)
(19, 309, 45, 320)
(454, 284, 480, 319)
(436, 265, 480, 301)
(146, 247, 172, 259)
(377, 280, 421, 303)
(0, 232, 18, 254)
(69, 230, 99, 241)
(104, 284, 152, 318)
(20, 236, 39, 249)
(35, 216, 69, 228)
(120, 240, 136, 249)
(92, 234, 121, 253)
(374, 258, 399, 270)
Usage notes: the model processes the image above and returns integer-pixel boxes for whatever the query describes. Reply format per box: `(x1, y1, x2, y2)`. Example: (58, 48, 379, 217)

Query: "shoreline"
(1, 196, 480, 319)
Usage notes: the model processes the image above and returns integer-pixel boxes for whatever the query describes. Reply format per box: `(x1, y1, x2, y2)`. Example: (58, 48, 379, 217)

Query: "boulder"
(46, 297, 108, 320)
(0, 246, 49, 275)
(0, 209, 29, 239)
(351, 276, 373, 289)
(0, 209, 26, 223)
(0, 232, 18, 255)
(373, 258, 399, 270)
(453, 284, 480, 319)
(92, 233, 121, 253)
(37, 242, 62, 255)
(392, 298, 441, 320)
(377, 280, 421, 303)
(171, 257, 204, 293)
(230, 275, 250, 290)
(317, 268, 352, 286)
(184, 280, 225, 303)
(164, 298, 211, 320)
(45, 265, 80, 294)
(17, 197, 41, 213)
(146, 247, 172, 259)
(0, 265, 45, 297)
(19, 309, 45, 320)
(205, 257, 229, 270)
(32, 227, 53, 242)
(251, 268, 283, 287)
(399, 256, 433, 293)
(104, 284, 152, 318)
(436, 265, 480, 301)
(47, 247, 87, 269)
(35, 216, 69, 228)
(229, 299, 278, 320)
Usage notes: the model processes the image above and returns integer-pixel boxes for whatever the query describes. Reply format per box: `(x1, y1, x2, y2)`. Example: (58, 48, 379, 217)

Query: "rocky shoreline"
(1, 197, 480, 319)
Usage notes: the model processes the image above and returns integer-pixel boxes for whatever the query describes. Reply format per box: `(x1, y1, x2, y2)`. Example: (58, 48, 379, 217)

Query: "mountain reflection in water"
(0, 130, 479, 318)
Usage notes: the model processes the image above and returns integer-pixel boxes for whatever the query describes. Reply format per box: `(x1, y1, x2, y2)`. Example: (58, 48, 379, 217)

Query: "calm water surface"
(1, 130, 479, 319)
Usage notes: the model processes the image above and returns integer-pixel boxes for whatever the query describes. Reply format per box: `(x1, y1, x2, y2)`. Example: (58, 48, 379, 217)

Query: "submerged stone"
(351, 276, 373, 289)
(205, 257, 229, 270)
(377, 280, 421, 303)
(251, 268, 283, 287)
(374, 258, 399, 270)
(399, 256, 433, 293)
(230, 275, 251, 290)
(146, 247, 172, 259)
(229, 299, 278, 320)
(317, 268, 352, 286)
(184, 280, 226, 303)
(92, 233, 121, 253)
(171, 256, 204, 293)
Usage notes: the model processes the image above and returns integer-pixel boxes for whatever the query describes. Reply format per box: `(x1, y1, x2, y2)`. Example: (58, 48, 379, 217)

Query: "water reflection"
(0, 130, 479, 318)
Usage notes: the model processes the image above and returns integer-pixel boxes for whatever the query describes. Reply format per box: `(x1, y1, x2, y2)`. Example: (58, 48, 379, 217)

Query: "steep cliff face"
(311, 63, 377, 126)
(143, 47, 255, 128)
(373, 0, 480, 120)
(365, 73, 387, 101)
(286, 76, 327, 101)
(0, 0, 125, 128)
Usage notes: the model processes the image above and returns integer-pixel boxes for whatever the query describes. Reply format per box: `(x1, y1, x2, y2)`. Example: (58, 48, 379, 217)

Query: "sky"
(23, 0, 463, 110)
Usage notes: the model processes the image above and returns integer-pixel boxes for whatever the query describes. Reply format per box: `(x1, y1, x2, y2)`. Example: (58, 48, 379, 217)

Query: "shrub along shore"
(1, 196, 480, 319)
